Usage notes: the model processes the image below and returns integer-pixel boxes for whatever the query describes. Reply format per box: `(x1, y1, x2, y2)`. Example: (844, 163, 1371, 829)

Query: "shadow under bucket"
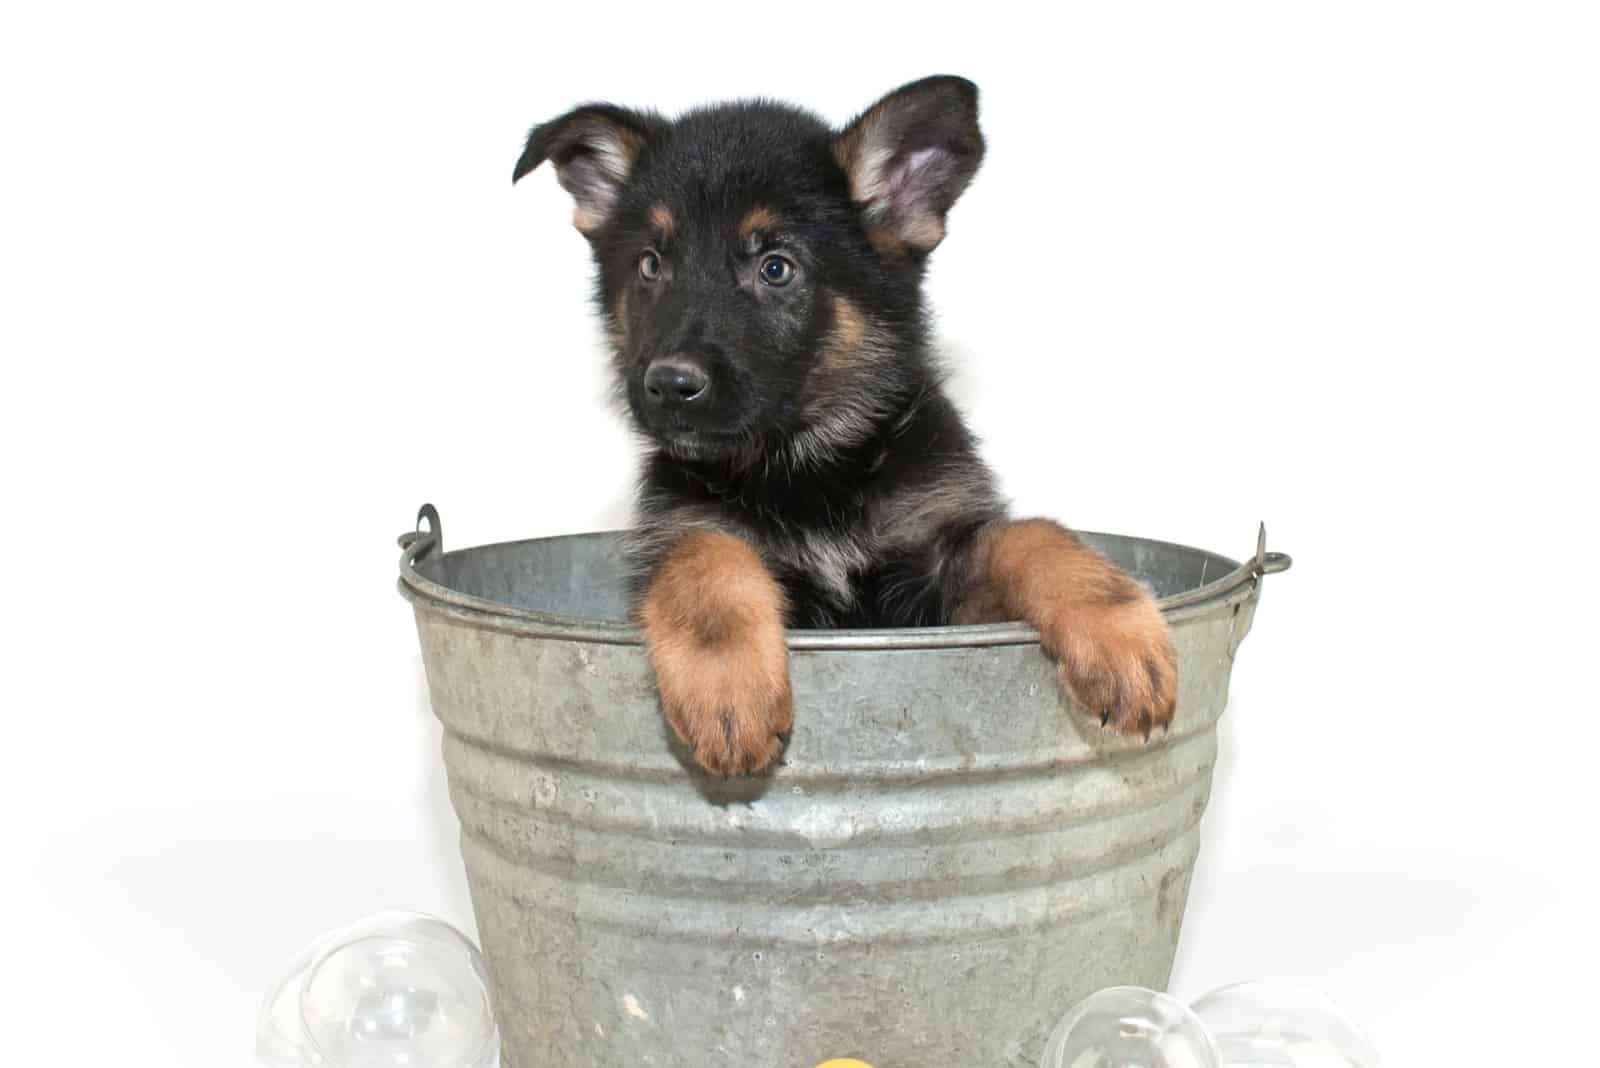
(396, 506, 1290, 1067)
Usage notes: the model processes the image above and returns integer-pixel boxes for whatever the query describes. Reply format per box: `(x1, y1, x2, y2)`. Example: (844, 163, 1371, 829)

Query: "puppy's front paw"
(652, 627, 793, 776)
(965, 519, 1179, 740)
(1045, 591, 1177, 739)
(639, 529, 793, 776)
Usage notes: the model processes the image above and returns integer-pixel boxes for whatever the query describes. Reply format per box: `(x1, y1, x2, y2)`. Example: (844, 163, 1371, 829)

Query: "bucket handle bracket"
(1254, 522, 1292, 579)
(398, 503, 443, 566)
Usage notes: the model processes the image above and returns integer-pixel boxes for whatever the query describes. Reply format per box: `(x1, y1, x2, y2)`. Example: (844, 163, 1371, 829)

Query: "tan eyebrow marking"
(649, 203, 675, 237)
(738, 205, 779, 240)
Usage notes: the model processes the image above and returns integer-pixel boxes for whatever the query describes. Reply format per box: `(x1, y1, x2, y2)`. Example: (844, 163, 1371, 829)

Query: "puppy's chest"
(645, 463, 945, 627)
(763, 526, 876, 622)
(711, 484, 887, 624)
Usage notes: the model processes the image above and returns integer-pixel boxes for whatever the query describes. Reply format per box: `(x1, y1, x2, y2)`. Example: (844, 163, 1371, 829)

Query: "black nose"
(643, 358, 710, 406)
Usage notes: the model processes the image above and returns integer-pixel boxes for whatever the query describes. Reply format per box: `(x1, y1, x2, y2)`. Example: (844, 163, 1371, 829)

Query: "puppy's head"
(514, 77, 983, 466)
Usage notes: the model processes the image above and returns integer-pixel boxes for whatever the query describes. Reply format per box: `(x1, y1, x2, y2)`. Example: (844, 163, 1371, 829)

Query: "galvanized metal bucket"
(397, 505, 1289, 1068)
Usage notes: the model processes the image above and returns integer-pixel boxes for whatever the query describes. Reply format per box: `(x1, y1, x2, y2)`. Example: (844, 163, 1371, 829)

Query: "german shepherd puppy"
(514, 76, 1176, 776)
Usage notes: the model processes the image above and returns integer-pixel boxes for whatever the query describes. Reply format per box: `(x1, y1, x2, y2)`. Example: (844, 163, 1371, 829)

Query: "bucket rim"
(395, 506, 1290, 649)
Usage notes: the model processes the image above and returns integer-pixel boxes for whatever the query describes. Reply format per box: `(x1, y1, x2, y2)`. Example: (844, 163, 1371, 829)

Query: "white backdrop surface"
(4, 3, 1596, 1065)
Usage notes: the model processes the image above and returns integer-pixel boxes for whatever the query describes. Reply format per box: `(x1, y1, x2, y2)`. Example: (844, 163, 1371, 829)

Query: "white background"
(5, 2, 1596, 1064)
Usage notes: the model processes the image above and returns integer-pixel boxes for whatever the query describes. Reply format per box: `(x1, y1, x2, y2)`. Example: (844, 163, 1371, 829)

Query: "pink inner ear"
(901, 147, 945, 182)
(882, 145, 959, 219)
(552, 139, 634, 232)
(557, 154, 619, 207)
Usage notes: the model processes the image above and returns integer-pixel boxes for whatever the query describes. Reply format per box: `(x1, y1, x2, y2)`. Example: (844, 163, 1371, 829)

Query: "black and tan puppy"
(514, 76, 1176, 775)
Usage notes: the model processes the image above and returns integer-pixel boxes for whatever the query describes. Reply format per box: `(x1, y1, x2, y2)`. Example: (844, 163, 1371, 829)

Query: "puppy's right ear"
(512, 104, 658, 236)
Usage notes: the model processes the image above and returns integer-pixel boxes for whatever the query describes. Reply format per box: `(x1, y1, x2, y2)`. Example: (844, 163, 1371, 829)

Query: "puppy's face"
(514, 78, 984, 464)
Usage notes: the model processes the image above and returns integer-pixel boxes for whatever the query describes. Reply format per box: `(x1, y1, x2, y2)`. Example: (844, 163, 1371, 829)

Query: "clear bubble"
(1042, 986, 1222, 1068)
(1189, 982, 1379, 1068)
(257, 911, 498, 1068)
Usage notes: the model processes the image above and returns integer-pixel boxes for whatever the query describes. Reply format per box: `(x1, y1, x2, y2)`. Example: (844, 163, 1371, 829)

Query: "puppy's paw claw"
(1047, 594, 1178, 741)
(654, 635, 793, 777)
(666, 692, 792, 776)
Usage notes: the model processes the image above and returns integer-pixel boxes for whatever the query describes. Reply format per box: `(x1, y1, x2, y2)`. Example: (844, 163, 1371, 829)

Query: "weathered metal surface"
(397, 506, 1289, 1068)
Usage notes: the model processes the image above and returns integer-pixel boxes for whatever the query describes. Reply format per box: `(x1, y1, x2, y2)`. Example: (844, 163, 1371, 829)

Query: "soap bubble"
(1189, 982, 1379, 1067)
(1043, 983, 1380, 1068)
(1042, 986, 1221, 1068)
(257, 911, 498, 1068)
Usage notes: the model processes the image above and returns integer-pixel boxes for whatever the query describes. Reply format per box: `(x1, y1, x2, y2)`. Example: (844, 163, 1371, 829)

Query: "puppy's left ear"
(834, 76, 985, 256)
(513, 104, 659, 236)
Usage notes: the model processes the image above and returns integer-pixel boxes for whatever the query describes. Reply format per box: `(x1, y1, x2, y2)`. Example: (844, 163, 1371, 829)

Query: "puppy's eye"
(638, 249, 662, 282)
(759, 255, 797, 287)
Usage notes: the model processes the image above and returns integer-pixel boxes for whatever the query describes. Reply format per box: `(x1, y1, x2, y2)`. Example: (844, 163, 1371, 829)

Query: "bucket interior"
(414, 531, 1240, 627)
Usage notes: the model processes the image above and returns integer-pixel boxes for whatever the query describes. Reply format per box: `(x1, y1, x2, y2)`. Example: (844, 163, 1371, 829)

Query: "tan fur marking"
(597, 126, 645, 179)
(866, 216, 943, 256)
(960, 519, 1178, 738)
(649, 203, 674, 237)
(738, 205, 779, 239)
(865, 225, 909, 257)
(639, 530, 793, 776)
(832, 128, 859, 178)
(832, 107, 888, 202)
(830, 294, 867, 350)
(798, 293, 871, 419)
(786, 292, 898, 465)
(900, 214, 946, 250)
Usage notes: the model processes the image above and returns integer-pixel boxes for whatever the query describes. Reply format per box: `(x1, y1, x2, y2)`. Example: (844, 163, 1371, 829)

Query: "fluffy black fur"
(514, 76, 1006, 628)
